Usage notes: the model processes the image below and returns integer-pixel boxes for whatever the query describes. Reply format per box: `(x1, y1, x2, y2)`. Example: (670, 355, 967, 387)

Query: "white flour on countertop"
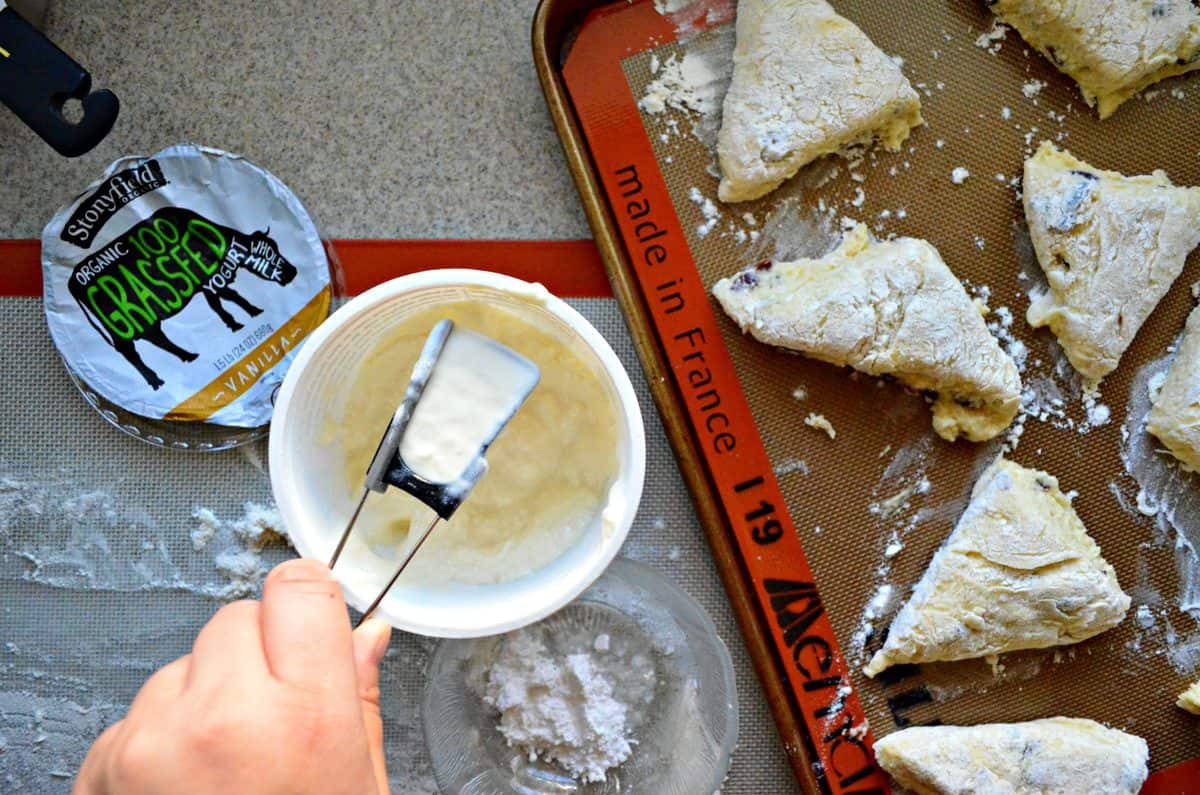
(0, 691, 125, 790)
(986, 305, 1028, 372)
(0, 473, 305, 786)
(1136, 488, 1161, 517)
(469, 623, 655, 784)
(1125, 597, 1200, 673)
(2, 477, 184, 594)
(1081, 384, 1111, 430)
(191, 502, 287, 550)
(0, 470, 291, 602)
(850, 437, 936, 660)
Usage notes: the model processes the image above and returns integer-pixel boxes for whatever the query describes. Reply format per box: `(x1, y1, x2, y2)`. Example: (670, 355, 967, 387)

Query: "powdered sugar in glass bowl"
(420, 557, 739, 794)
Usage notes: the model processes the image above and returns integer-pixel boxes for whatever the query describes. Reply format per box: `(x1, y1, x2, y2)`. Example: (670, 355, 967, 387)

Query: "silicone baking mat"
(0, 238, 801, 793)
(553, 0, 1200, 791)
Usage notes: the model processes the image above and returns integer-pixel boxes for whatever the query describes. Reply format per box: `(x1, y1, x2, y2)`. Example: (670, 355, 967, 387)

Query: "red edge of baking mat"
(0, 239, 611, 298)
(563, 2, 888, 793)
(559, 0, 1200, 793)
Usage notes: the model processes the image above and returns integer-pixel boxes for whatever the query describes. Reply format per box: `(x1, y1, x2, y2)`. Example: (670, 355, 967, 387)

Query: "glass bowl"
(421, 557, 738, 794)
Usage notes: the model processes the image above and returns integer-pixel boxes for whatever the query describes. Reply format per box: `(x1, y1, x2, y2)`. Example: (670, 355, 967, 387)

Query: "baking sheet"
(553, 0, 1200, 788)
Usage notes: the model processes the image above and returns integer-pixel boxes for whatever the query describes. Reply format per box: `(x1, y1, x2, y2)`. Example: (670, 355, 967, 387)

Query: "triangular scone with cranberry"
(864, 457, 1129, 678)
(1024, 142, 1200, 382)
(716, 0, 921, 203)
(712, 224, 1019, 442)
(990, 0, 1200, 118)
(875, 718, 1149, 795)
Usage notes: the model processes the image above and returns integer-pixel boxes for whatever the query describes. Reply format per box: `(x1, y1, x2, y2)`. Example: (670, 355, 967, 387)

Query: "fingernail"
(361, 617, 392, 665)
(269, 557, 334, 583)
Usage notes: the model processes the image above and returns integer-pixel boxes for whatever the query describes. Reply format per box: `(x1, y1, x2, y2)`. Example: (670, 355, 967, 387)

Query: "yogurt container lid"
(41, 143, 332, 429)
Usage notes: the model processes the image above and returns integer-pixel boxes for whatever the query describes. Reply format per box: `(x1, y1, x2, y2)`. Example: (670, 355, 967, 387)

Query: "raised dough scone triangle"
(716, 0, 922, 203)
(712, 224, 1020, 442)
(1024, 141, 1200, 382)
(989, 0, 1200, 119)
(864, 457, 1129, 677)
(1148, 306, 1200, 472)
(874, 718, 1149, 795)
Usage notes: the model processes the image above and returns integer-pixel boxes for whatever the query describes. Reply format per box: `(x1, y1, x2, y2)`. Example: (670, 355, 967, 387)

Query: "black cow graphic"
(68, 207, 299, 390)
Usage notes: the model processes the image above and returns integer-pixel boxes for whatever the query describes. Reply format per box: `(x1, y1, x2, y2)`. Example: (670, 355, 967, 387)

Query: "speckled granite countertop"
(0, 2, 799, 793)
(0, 1, 589, 240)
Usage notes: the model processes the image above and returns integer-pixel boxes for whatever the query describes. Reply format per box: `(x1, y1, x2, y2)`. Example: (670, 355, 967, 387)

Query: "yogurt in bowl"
(269, 270, 645, 637)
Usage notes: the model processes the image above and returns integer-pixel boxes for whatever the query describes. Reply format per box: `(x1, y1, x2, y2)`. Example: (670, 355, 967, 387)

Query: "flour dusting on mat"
(468, 622, 654, 783)
(639, 51, 722, 119)
(850, 435, 993, 667)
(1114, 355, 1200, 673)
(689, 186, 721, 237)
(745, 200, 840, 264)
(850, 437, 937, 660)
(869, 477, 930, 520)
(650, 0, 737, 42)
(774, 458, 810, 478)
(190, 502, 290, 599)
(638, 23, 735, 151)
(974, 19, 1008, 54)
(994, 261, 1121, 448)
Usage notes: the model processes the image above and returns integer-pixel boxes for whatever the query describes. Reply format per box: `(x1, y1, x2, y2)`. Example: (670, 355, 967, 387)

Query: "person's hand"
(75, 559, 392, 795)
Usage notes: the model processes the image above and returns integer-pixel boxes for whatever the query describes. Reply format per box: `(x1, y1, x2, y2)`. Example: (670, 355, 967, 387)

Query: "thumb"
(352, 616, 391, 794)
(74, 720, 123, 794)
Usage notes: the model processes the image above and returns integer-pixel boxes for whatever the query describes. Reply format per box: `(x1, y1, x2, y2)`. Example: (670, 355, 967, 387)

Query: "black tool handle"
(0, 3, 118, 157)
(381, 456, 486, 521)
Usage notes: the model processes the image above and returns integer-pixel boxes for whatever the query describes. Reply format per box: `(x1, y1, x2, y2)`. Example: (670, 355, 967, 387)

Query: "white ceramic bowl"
(269, 270, 645, 637)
